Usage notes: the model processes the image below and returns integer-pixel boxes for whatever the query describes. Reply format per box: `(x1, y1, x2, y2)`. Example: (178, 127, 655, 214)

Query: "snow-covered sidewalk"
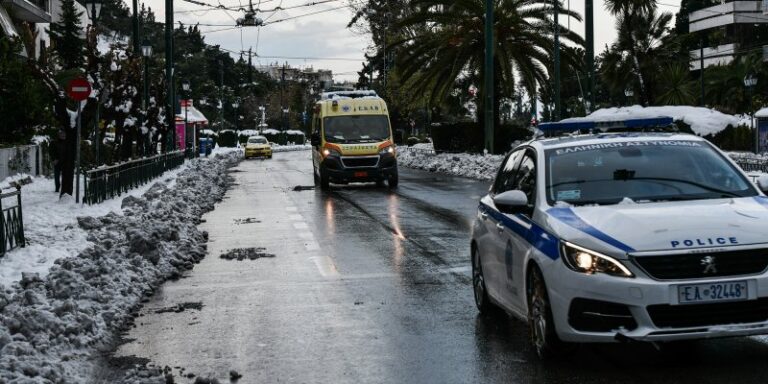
(0, 165, 190, 286)
(0, 152, 240, 382)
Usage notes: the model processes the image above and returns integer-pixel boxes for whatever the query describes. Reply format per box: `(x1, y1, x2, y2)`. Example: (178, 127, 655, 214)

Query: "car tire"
(387, 171, 399, 189)
(472, 246, 496, 314)
(320, 167, 330, 190)
(527, 265, 575, 360)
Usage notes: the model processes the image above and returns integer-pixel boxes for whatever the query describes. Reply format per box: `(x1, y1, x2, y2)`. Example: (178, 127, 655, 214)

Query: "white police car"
(471, 119, 768, 359)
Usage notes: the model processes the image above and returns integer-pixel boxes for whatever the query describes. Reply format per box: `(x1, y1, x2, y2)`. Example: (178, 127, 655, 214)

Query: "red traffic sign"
(66, 77, 92, 101)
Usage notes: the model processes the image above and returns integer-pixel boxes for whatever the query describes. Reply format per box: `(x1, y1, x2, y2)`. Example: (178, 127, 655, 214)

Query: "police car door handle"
(480, 212, 488, 220)
(496, 223, 504, 232)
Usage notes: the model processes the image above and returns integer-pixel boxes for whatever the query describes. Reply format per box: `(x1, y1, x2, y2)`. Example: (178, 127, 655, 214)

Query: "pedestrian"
(50, 129, 66, 192)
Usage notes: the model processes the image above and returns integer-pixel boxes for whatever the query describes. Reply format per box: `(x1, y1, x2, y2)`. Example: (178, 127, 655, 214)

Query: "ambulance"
(310, 90, 398, 190)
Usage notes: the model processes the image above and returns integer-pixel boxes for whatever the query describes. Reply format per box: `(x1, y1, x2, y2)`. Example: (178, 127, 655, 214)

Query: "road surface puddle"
(293, 185, 315, 191)
(233, 217, 261, 225)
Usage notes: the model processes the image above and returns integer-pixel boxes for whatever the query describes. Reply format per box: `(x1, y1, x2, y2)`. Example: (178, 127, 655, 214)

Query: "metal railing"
(735, 158, 768, 173)
(0, 186, 25, 257)
(82, 151, 186, 205)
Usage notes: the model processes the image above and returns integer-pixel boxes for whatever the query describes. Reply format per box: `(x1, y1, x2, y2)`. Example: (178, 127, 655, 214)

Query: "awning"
(176, 105, 208, 124)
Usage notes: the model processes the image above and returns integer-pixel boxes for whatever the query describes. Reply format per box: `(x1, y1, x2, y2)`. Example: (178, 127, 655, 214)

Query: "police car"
(470, 117, 768, 359)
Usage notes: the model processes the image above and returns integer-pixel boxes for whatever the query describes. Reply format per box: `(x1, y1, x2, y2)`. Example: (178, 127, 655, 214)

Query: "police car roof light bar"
(537, 116, 676, 138)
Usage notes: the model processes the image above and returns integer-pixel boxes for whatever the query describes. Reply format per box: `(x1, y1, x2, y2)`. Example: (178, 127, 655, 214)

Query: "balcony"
(0, 0, 51, 23)
(689, 1, 768, 33)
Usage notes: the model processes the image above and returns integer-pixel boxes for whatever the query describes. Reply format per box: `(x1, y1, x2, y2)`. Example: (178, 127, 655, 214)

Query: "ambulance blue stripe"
(546, 208, 635, 252)
(479, 203, 560, 260)
(755, 196, 768, 208)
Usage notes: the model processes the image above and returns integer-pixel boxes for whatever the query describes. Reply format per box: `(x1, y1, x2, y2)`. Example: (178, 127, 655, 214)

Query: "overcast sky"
(143, 0, 683, 83)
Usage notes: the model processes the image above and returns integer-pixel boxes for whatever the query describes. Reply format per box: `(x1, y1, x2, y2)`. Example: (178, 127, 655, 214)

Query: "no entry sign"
(66, 77, 92, 101)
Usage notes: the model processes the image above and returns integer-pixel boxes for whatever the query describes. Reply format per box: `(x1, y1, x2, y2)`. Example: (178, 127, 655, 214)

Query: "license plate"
(677, 281, 748, 304)
(354, 171, 368, 178)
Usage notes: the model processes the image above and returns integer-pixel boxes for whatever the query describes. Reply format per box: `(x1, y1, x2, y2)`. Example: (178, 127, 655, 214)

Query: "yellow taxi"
(309, 90, 398, 190)
(244, 135, 273, 159)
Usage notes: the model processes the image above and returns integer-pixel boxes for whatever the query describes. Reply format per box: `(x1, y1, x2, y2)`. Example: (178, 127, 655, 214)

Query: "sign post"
(66, 77, 92, 203)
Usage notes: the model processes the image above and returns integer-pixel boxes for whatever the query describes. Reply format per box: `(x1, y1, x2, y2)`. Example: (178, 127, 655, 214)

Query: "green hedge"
(431, 121, 531, 153)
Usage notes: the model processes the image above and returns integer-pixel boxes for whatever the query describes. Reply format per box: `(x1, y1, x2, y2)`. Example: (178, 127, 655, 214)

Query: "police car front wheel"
(527, 265, 576, 359)
(472, 247, 494, 313)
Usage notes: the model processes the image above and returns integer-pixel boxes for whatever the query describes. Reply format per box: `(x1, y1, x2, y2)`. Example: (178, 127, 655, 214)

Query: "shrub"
(406, 137, 420, 146)
(217, 130, 239, 147)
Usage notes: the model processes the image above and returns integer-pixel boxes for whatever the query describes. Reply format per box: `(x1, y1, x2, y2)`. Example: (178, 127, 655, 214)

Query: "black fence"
(83, 151, 186, 205)
(0, 186, 25, 257)
(735, 158, 768, 173)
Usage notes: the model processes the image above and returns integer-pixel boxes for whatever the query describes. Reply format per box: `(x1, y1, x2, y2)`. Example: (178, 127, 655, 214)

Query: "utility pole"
(248, 47, 253, 84)
(585, 0, 594, 112)
(132, 0, 139, 53)
(700, 38, 705, 106)
(554, 0, 561, 121)
(165, 0, 174, 150)
(483, 0, 494, 153)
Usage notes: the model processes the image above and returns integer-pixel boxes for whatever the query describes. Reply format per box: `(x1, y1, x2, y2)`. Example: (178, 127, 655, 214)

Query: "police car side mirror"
(758, 174, 768, 194)
(493, 190, 529, 214)
(310, 133, 321, 147)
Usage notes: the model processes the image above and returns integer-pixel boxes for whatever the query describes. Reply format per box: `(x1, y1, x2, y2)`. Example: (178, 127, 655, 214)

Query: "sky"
(142, 0, 683, 83)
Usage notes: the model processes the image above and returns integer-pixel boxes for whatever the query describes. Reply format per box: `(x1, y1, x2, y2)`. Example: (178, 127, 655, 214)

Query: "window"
(513, 152, 536, 206)
(545, 140, 757, 206)
(493, 149, 525, 194)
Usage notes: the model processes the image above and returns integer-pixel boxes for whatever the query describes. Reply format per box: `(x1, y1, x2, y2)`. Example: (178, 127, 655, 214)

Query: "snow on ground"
(0, 163, 191, 286)
(398, 145, 502, 181)
(562, 105, 743, 137)
(0, 152, 239, 383)
(273, 143, 311, 152)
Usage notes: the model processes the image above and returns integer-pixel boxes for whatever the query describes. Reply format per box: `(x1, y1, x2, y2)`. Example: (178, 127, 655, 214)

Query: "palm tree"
(393, 0, 584, 127)
(599, 8, 675, 105)
(602, 0, 660, 105)
(655, 64, 696, 105)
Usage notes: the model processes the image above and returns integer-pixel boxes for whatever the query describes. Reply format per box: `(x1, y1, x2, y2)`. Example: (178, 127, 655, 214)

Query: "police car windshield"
(248, 138, 267, 144)
(545, 140, 757, 206)
(323, 115, 389, 143)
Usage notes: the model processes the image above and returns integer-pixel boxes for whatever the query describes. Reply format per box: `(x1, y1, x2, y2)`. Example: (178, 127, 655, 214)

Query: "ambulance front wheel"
(387, 170, 398, 189)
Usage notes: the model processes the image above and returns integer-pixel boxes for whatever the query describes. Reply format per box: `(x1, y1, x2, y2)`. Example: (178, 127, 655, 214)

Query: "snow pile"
(398, 149, 502, 180)
(272, 144, 311, 152)
(0, 152, 239, 383)
(0, 165, 190, 286)
(564, 105, 743, 136)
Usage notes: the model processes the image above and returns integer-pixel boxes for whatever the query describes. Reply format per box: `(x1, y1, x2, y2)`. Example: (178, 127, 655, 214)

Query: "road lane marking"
(289, 214, 303, 221)
(285, 206, 298, 212)
(293, 222, 309, 230)
(309, 256, 340, 278)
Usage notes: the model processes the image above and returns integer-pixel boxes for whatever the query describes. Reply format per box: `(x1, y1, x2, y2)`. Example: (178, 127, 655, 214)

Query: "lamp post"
(744, 73, 758, 153)
(182, 79, 190, 155)
(141, 40, 152, 154)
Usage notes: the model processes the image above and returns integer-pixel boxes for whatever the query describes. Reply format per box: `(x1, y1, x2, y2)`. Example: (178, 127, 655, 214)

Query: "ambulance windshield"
(323, 115, 390, 143)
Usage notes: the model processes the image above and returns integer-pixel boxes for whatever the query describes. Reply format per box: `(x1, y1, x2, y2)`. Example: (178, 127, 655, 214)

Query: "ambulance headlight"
(379, 145, 395, 155)
(560, 241, 633, 277)
(322, 148, 341, 157)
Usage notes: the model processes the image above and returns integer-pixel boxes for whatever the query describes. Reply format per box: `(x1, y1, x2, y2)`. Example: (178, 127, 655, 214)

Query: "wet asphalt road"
(114, 150, 768, 383)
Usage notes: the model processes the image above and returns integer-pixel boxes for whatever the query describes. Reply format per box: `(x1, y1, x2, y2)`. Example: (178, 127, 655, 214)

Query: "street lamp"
(744, 73, 758, 153)
(232, 98, 240, 130)
(624, 88, 634, 106)
(181, 79, 191, 155)
(79, 0, 103, 171)
(141, 40, 152, 154)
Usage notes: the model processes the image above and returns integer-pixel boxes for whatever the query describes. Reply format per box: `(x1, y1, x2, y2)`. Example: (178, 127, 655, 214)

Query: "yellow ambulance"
(310, 90, 398, 190)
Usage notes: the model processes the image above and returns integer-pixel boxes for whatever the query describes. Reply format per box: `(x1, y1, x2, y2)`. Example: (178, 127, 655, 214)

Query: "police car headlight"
(379, 145, 395, 155)
(560, 241, 633, 277)
(322, 148, 341, 157)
